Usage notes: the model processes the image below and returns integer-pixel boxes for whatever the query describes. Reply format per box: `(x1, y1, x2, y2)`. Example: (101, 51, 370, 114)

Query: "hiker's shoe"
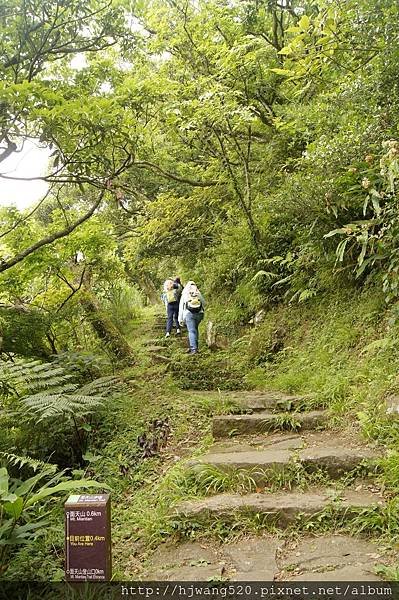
(190, 349, 198, 354)
(165, 332, 170, 338)
(176, 328, 181, 335)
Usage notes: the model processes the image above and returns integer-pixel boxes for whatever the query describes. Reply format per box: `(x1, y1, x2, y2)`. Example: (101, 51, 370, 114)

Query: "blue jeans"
(185, 311, 204, 351)
(166, 302, 179, 333)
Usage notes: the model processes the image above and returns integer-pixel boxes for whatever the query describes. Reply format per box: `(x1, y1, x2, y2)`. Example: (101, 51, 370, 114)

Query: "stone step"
(212, 410, 328, 438)
(174, 489, 384, 527)
(141, 535, 389, 581)
(191, 446, 377, 481)
(147, 345, 169, 353)
(228, 391, 306, 413)
(153, 321, 169, 329)
(145, 336, 186, 346)
(144, 338, 168, 346)
(189, 390, 307, 413)
(150, 353, 171, 364)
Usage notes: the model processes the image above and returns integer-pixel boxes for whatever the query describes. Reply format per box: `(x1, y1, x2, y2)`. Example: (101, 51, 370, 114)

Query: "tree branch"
(0, 138, 18, 164)
(134, 161, 218, 187)
(56, 266, 87, 313)
(0, 190, 104, 273)
(0, 186, 53, 240)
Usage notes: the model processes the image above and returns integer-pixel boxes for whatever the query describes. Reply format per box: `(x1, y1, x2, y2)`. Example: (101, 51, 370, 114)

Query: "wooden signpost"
(65, 493, 111, 581)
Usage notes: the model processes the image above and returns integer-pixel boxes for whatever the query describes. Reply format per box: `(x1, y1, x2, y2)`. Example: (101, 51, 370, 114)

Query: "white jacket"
(178, 281, 205, 324)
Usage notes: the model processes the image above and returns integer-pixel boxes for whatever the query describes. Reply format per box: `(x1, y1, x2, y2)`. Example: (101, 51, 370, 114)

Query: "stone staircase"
(174, 391, 383, 526)
(142, 388, 390, 581)
(144, 313, 188, 363)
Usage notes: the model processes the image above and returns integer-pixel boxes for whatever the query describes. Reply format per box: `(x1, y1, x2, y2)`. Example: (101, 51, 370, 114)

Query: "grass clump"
(168, 349, 248, 391)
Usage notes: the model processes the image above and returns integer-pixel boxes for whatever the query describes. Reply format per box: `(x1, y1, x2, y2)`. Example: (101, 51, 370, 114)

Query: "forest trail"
(137, 314, 393, 582)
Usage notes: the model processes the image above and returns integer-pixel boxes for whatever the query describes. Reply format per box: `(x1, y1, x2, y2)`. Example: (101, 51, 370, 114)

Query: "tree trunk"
(138, 272, 160, 305)
(124, 263, 160, 305)
(80, 291, 134, 361)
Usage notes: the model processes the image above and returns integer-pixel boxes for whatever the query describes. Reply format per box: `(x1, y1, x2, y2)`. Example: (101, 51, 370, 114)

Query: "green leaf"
(82, 452, 101, 462)
(269, 68, 294, 76)
(12, 470, 56, 497)
(357, 235, 369, 266)
(324, 228, 346, 238)
(0, 468, 9, 495)
(3, 497, 24, 519)
(1, 493, 18, 503)
(286, 25, 301, 33)
(7, 520, 49, 544)
(25, 479, 110, 507)
(298, 15, 310, 30)
(336, 238, 349, 262)
(81, 423, 92, 432)
(278, 46, 293, 55)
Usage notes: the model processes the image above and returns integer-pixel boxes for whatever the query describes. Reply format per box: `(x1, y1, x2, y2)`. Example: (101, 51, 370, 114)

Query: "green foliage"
(0, 358, 124, 466)
(172, 464, 258, 496)
(101, 281, 144, 335)
(350, 499, 399, 538)
(169, 349, 248, 391)
(52, 352, 111, 382)
(2, 0, 399, 582)
(0, 359, 74, 399)
(0, 307, 51, 359)
(272, 413, 301, 432)
(0, 462, 107, 574)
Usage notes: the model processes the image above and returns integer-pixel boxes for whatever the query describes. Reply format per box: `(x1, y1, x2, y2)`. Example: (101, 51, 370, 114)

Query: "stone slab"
(299, 447, 376, 477)
(209, 434, 303, 454)
(192, 446, 376, 482)
(212, 411, 328, 438)
(279, 535, 383, 573)
(288, 566, 382, 581)
(141, 535, 389, 582)
(149, 542, 219, 568)
(188, 391, 308, 413)
(230, 391, 304, 413)
(153, 564, 224, 581)
(224, 537, 280, 578)
(175, 489, 384, 526)
(142, 542, 225, 581)
(151, 354, 171, 364)
(146, 346, 168, 353)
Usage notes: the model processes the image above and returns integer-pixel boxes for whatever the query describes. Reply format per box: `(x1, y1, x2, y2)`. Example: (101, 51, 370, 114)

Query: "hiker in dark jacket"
(162, 277, 183, 338)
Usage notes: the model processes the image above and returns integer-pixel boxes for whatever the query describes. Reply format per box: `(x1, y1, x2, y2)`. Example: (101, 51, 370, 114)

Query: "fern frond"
(21, 393, 105, 421)
(2, 358, 117, 424)
(0, 359, 75, 396)
(78, 376, 124, 396)
(0, 452, 58, 474)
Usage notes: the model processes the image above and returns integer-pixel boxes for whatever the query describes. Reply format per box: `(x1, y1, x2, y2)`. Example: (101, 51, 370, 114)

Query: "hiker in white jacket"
(179, 281, 205, 354)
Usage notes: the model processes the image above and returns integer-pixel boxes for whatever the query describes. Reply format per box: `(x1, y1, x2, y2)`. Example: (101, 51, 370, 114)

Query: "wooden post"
(65, 494, 111, 581)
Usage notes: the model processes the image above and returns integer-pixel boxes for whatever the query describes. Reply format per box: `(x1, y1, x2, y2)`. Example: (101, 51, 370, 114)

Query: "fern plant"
(0, 359, 75, 400)
(1, 358, 123, 464)
(0, 452, 58, 475)
(20, 375, 122, 420)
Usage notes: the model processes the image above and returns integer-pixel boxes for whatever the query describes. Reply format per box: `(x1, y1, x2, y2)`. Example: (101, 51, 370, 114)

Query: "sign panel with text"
(65, 493, 111, 581)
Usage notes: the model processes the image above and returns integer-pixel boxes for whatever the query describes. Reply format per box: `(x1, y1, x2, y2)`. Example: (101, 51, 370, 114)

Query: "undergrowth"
(7, 289, 399, 579)
(168, 349, 248, 391)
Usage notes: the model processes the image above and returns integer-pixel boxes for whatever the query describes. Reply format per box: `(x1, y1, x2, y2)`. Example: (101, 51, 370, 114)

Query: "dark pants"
(166, 302, 179, 333)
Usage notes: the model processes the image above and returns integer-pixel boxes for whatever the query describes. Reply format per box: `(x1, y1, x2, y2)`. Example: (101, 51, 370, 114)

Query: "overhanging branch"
(134, 161, 218, 187)
(0, 190, 105, 273)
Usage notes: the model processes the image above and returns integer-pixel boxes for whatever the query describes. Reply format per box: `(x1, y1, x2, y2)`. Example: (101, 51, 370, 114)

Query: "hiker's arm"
(178, 299, 184, 324)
